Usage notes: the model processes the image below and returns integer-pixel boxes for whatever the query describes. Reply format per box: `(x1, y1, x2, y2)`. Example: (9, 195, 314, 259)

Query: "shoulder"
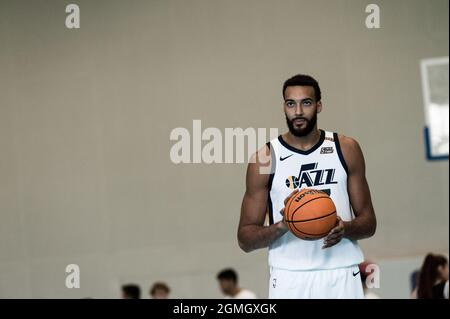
(335, 134, 365, 173)
(336, 134, 361, 153)
(336, 134, 363, 158)
(246, 143, 272, 188)
(236, 289, 257, 299)
(444, 280, 449, 299)
(432, 281, 447, 298)
(248, 143, 272, 168)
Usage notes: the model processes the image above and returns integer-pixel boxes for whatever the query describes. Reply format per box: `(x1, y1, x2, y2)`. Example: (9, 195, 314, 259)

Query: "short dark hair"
(217, 268, 238, 283)
(150, 282, 170, 295)
(122, 284, 141, 299)
(282, 74, 321, 102)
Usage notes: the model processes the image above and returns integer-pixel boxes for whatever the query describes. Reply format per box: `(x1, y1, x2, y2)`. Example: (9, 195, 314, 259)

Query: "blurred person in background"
(150, 282, 171, 299)
(444, 280, 449, 299)
(216, 268, 257, 299)
(121, 284, 141, 299)
(409, 269, 420, 298)
(416, 253, 448, 299)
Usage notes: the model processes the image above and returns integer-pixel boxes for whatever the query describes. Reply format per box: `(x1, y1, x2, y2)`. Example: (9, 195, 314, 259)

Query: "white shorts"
(269, 265, 364, 299)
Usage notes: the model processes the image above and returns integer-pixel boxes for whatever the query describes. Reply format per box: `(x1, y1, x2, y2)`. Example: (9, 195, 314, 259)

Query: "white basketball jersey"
(267, 130, 364, 270)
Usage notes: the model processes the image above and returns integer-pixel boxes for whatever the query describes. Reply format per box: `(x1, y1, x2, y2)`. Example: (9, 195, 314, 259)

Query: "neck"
(284, 128, 321, 151)
(434, 278, 443, 286)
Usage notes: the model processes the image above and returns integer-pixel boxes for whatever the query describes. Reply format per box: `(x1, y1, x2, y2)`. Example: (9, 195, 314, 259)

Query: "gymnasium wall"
(0, 0, 448, 298)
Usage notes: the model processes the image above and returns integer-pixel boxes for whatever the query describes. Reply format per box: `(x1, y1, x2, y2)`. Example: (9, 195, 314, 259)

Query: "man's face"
(438, 264, 449, 281)
(218, 279, 234, 295)
(283, 86, 321, 137)
(152, 288, 169, 299)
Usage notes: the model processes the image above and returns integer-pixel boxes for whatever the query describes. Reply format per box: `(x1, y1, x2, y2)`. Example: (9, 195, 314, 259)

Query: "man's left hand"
(322, 216, 345, 249)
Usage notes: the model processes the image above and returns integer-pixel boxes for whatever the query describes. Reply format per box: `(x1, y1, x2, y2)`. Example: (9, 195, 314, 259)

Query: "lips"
(293, 118, 306, 126)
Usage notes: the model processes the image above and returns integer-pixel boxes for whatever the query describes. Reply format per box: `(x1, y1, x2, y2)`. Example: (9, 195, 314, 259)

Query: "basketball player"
(237, 74, 377, 299)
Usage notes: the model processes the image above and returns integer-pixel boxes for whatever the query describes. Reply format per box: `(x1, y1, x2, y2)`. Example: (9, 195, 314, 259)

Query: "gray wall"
(0, 0, 448, 298)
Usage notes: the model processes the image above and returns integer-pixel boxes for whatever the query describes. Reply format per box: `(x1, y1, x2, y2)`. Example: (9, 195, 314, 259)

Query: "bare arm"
(323, 135, 376, 248)
(237, 146, 294, 253)
(341, 136, 377, 239)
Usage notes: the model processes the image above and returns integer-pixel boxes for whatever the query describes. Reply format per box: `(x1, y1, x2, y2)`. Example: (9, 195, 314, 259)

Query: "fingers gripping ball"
(285, 188, 338, 240)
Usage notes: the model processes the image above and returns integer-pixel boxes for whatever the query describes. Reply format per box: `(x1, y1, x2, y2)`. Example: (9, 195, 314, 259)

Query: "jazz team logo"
(285, 162, 338, 189)
(285, 176, 299, 189)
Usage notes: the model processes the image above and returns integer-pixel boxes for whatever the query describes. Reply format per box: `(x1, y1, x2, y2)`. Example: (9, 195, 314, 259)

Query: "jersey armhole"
(333, 133, 349, 175)
(265, 142, 276, 190)
(265, 141, 276, 225)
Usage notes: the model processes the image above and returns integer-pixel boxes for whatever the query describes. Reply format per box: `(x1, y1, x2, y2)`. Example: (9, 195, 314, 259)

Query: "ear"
(317, 101, 322, 114)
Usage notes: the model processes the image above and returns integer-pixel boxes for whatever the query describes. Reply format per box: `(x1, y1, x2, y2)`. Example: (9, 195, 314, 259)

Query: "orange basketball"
(285, 188, 337, 240)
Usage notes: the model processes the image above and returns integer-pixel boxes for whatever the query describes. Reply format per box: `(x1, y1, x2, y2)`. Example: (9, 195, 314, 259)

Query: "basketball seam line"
(290, 225, 330, 237)
(285, 210, 336, 223)
(290, 195, 333, 216)
(289, 218, 333, 237)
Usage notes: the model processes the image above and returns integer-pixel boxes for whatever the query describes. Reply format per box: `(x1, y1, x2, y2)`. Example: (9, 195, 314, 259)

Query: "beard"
(285, 112, 317, 137)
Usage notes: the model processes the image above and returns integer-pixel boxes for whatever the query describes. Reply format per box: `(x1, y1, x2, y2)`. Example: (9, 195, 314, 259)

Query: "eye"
(286, 101, 295, 107)
(303, 100, 312, 106)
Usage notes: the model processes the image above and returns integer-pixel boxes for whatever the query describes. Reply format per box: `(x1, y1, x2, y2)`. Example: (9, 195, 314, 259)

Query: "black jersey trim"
(266, 142, 275, 225)
(333, 132, 349, 174)
(278, 129, 325, 155)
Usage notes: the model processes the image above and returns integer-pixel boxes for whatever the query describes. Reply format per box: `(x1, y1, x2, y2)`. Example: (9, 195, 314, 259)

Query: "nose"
(295, 102, 303, 116)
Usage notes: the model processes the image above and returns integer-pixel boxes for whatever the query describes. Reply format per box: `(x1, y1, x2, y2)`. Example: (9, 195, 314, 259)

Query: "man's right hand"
(278, 188, 299, 231)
